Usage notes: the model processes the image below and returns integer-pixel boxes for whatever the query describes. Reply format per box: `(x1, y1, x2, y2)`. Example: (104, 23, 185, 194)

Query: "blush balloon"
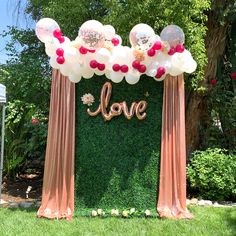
(36, 18, 60, 43)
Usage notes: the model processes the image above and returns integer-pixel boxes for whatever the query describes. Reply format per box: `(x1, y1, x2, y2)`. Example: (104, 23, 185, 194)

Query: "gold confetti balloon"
(78, 20, 105, 50)
(129, 23, 156, 51)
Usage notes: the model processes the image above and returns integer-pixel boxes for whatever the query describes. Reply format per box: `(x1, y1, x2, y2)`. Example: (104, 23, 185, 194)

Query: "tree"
(186, 1, 236, 153)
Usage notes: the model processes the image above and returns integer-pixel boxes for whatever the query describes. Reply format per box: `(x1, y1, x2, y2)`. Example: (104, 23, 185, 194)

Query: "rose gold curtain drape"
(157, 74, 193, 219)
(37, 69, 75, 220)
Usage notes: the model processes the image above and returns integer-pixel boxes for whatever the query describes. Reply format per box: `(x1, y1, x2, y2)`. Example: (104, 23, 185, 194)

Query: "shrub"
(187, 148, 236, 201)
(3, 100, 47, 178)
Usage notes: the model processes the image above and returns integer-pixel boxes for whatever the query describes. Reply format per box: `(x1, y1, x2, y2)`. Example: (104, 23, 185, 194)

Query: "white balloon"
(183, 59, 197, 73)
(63, 36, 71, 44)
(125, 71, 140, 84)
(111, 46, 133, 65)
(112, 46, 127, 58)
(81, 66, 94, 79)
(94, 69, 105, 76)
(114, 34, 122, 46)
(49, 57, 60, 69)
(104, 25, 116, 40)
(72, 63, 82, 75)
(35, 18, 60, 43)
(170, 50, 196, 74)
(68, 73, 82, 83)
(45, 44, 55, 57)
(155, 53, 172, 73)
(154, 74, 166, 81)
(45, 38, 60, 57)
(105, 70, 112, 80)
(95, 48, 111, 64)
(170, 52, 186, 75)
(110, 71, 124, 83)
(155, 34, 161, 41)
(80, 53, 94, 66)
(147, 68, 157, 77)
(146, 61, 159, 77)
(63, 46, 80, 63)
(168, 66, 183, 76)
(60, 64, 71, 76)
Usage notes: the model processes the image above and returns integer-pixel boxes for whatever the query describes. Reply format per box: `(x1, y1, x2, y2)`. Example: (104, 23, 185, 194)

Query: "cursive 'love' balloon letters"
(87, 82, 147, 121)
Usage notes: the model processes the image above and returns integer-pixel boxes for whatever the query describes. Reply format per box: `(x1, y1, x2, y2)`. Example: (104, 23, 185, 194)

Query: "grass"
(0, 207, 235, 236)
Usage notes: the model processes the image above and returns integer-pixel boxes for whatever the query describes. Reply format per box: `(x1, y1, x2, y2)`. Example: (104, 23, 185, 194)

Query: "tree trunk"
(186, 11, 229, 156)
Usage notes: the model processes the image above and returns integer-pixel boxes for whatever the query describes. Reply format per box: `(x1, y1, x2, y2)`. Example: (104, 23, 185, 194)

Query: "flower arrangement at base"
(130, 208, 136, 214)
(144, 209, 151, 217)
(111, 209, 119, 216)
(87, 208, 158, 219)
(91, 210, 98, 217)
(122, 210, 129, 218)
(97, 209, 104, 216)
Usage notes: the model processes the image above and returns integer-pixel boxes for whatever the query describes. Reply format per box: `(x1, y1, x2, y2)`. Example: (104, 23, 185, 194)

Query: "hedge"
(75, 75, 163, 209)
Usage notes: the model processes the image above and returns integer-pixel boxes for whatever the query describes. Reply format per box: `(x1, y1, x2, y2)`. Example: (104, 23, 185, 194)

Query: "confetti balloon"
(129, 24, 156, 51)
(160, 25, 185, 47)
(35, 18, 60, 43)
(78, 20, 105, 50)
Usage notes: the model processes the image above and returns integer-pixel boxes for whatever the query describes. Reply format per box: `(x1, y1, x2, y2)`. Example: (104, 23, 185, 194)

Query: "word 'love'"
(87, 82, 147, 121)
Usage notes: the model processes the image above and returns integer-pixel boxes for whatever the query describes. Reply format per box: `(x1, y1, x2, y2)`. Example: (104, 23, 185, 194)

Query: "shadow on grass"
(5, 206, 38, 213)
(224, 208, 236, 234)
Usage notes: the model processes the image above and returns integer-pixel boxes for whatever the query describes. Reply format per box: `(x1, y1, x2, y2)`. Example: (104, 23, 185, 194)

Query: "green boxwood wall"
(75, 75, 163, 209)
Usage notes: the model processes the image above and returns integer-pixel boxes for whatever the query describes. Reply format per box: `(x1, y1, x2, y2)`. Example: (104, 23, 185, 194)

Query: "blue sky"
(0, 0, 34, 63)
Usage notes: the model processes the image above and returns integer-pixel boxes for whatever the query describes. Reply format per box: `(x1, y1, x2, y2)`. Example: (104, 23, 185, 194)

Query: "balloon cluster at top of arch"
(35, 18, 197, 84)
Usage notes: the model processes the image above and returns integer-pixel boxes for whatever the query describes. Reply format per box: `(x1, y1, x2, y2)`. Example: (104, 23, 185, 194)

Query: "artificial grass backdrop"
(75, 75, 163, 209)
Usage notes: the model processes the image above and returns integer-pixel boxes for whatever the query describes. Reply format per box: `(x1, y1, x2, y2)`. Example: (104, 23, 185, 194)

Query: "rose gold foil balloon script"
(87, 82, 147, 121)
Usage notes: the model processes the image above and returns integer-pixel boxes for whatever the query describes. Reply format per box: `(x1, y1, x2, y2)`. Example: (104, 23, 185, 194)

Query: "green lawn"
(0, 207, 235, 236)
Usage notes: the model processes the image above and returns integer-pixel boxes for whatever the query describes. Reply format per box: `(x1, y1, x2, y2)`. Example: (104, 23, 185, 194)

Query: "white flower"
(91, 210, 98, 217)
(97, 209, 103, 215)
(122, 210, 129, 218)
(111, 209, 119, 216)
(144, 209, 151, 217)
(44, 208, 52, 215)
(81, 93, 95, 106)
(130, 208, 135, 214)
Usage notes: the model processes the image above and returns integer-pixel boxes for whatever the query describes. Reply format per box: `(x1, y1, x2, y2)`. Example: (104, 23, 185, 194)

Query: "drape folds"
(157, 74, 193, 219)
(37, 69, 75, 220)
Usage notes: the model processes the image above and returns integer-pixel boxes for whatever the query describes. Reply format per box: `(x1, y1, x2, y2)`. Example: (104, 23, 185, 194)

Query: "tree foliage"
(0, 26, 50, 111)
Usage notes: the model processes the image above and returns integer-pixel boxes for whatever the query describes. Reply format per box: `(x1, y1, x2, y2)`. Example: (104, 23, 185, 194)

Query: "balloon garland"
(35, 18, 197, 84)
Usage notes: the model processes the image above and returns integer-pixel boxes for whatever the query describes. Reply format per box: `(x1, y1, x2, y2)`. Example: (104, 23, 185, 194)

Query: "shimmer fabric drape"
(37, 69, 75, 220)
(157, 74, 193, 219)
